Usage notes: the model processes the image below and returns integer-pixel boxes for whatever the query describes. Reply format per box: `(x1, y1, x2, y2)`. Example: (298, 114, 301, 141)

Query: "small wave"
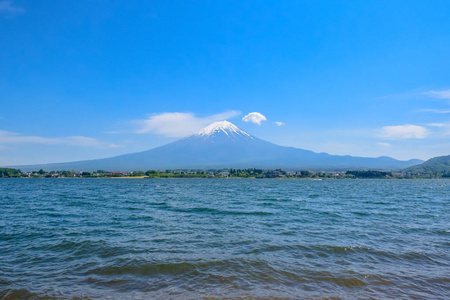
(37, 240, 133, 259)
(148, 201, 168, 206)
(308, 194, 321, 199)
(258, 198, 308, 203)
(128, 215, 153, 221)
(321, 276, 367, 287)
(227, 211, 273, 216)
(84, 258, 303, 286)
(364, 201, 389, 205)
(125, 206, 141, 211)
(87, 260, 200, 276)
(248, 244, 372, 255)
(169, 207, 273, 216)
(245, 243, 442, 265)
(261, 198, 289, 202)
(352, 211, 370, 216)
(259, 202, 277, 206)
(83, 258, 378, 293)
(0, 289, 56, 300)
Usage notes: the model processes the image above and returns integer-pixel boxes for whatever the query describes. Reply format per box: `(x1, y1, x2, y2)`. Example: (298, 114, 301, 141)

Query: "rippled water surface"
(1, 178, 449, 299)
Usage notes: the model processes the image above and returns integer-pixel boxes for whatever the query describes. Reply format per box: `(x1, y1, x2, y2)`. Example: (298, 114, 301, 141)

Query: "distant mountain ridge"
(7, 121, 423, 171)
(404, 154, 450, 173)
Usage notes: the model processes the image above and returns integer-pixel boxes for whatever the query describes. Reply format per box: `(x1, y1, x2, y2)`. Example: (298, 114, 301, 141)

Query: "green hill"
(404, 155, 450, 173)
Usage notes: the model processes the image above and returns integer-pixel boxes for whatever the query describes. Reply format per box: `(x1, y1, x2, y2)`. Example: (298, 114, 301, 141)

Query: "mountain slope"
(404, 154, 450, 173)
(9, 121, 422, 171)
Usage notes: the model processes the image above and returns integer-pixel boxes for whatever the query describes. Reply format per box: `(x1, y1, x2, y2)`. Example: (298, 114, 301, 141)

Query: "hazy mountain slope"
(8, 121, 422, 171)
(404, 154, 450, 173)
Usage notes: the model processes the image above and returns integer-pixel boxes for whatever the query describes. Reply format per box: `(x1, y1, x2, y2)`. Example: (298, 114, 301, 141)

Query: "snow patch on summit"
(193, 121, 253, 139)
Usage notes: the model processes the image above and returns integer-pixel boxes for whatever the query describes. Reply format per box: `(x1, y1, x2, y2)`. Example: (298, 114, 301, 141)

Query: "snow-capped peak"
(193, 120, 252, 138)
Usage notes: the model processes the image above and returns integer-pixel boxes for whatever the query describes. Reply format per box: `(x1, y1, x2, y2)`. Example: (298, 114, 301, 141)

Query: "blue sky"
(1, 0, 450, 166)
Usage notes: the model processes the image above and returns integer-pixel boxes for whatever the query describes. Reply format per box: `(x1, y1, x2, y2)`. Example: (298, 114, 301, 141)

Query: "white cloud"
(104, 130, 122, 134)
(63, 136, 120, 148)
(0, 1, 25, 17)
(419, 108, 450, 114)
(275, 121, 285, 126)
(0, 130, 119, 148)
(427, 89, 450, 99)
(379, 125, 429, 140)
(135, 110, 240, 137)
(377, 142, 391, 148)
(432, 122, 450, 136)
(428, 123, 445, 127)
(242, 112, 267, 125)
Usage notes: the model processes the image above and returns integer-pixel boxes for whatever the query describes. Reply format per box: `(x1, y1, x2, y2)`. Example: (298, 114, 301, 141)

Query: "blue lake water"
(0, 178, 449, 299)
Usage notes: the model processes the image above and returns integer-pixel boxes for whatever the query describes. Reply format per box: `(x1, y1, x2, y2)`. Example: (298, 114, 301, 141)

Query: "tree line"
(1, 167, 450, 179)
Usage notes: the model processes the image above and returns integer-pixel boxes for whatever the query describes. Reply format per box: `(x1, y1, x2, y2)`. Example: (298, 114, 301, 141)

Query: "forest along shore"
(1, 168, 449, 179)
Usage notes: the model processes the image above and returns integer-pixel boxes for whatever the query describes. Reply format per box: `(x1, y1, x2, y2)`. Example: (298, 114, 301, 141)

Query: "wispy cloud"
(377, 142, 391, 148)
(0, 130, 120, 148)
(135, 110, 241, 137)
(426, 89, 450, 99)
(428, 123, 445, 127)
(275, 121, 285, 126)
(0, 1, 25, 17)
(104, 130, 122, 134)
(418, 89, 450, 114)
(242, 112, 267, 125)
(418, 108, 450, 114)
(428, 122, 450, 136)
(379, 124, 429, 140)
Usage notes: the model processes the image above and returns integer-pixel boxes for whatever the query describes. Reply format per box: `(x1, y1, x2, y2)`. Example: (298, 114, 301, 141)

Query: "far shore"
(1, 167, 448, 179)
(110, 176, 148, 179)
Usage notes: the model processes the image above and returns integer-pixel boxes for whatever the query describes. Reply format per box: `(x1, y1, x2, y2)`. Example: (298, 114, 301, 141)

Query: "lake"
(1, 179, 449, 299)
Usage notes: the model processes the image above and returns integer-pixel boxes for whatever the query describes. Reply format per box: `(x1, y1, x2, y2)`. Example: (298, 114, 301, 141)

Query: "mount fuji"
(11, 121, 422, 171)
